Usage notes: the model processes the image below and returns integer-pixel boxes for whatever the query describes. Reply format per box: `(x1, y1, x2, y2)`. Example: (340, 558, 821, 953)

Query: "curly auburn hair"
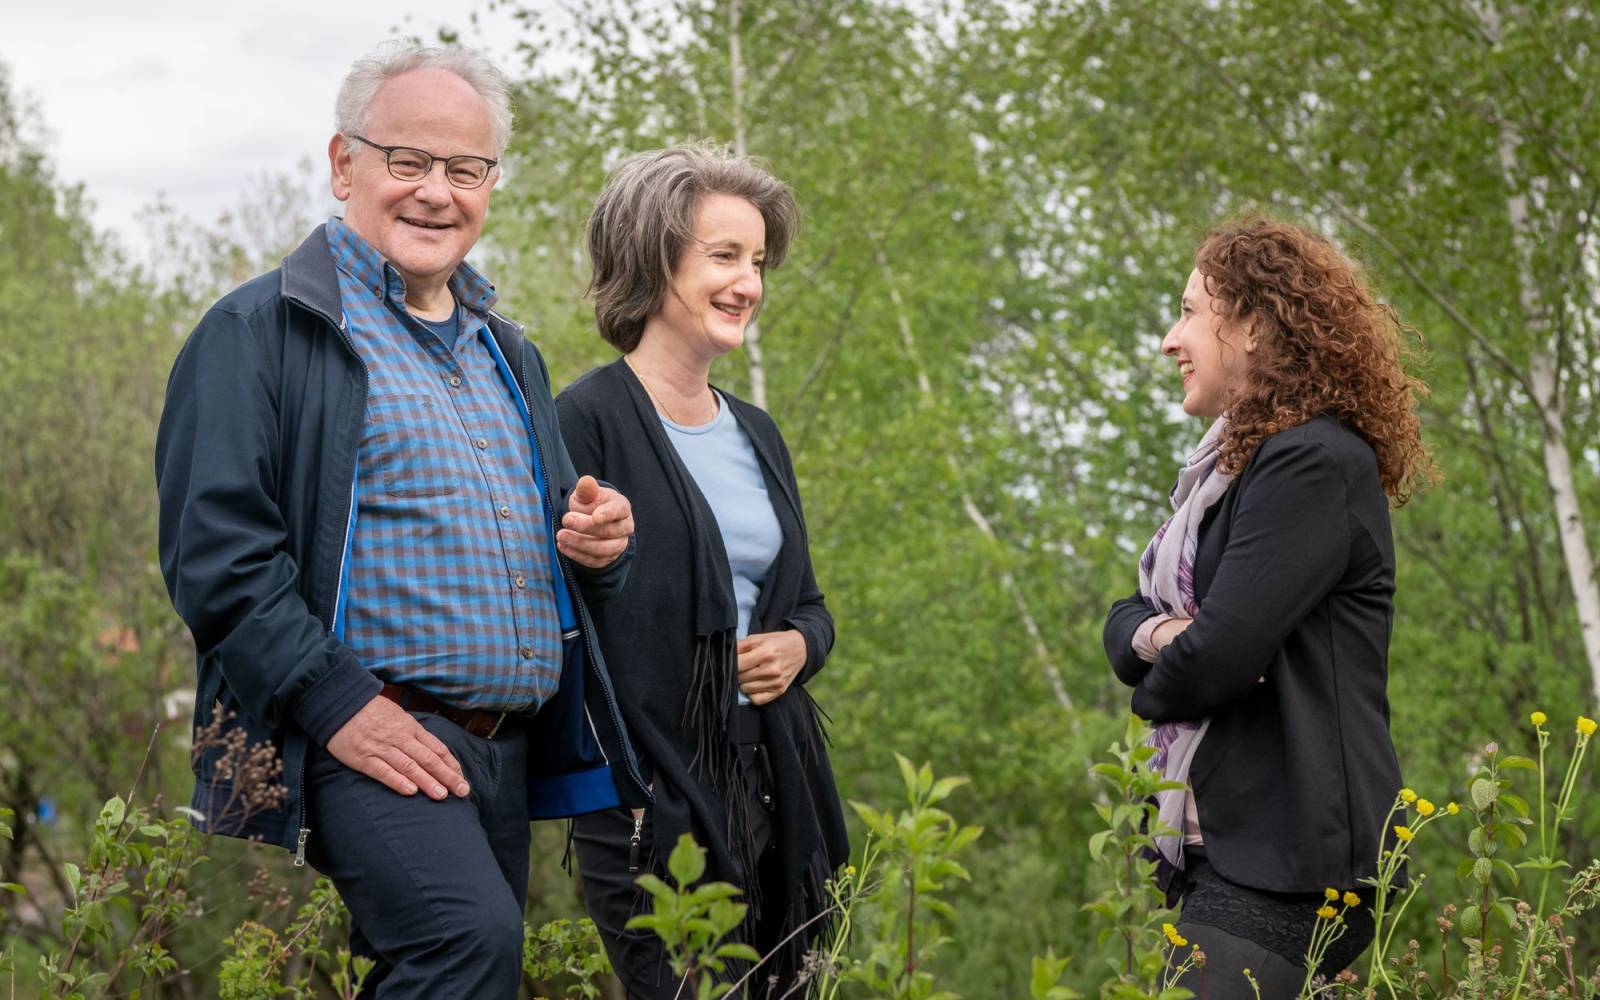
(1196, 215, 1435, 505)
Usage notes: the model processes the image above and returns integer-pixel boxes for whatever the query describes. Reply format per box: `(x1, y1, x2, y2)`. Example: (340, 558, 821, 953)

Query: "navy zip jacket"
(156, 225, 650, 856)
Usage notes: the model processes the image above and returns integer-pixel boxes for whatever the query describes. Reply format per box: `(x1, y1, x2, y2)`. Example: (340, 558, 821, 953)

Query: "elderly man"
(155, 44, 649, 996)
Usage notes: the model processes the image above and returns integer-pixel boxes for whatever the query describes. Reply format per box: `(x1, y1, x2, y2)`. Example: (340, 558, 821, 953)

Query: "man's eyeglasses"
(350, 135, 498, 190)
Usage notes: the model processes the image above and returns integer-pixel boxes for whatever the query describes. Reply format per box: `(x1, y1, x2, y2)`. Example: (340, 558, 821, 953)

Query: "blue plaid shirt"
(328, 218, 566, 712)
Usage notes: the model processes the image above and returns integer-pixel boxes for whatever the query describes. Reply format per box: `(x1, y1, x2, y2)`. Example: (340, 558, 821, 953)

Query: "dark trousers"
(1168, 922, 1308, 999)
(1166, 852, 1375, 999)
(574, 722, 778, 1000)
(305, 712, 530, 999)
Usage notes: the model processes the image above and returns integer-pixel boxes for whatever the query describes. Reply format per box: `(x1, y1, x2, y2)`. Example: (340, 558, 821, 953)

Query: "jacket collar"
(279, 223, 345, 329)
(279, 222, 520, 346)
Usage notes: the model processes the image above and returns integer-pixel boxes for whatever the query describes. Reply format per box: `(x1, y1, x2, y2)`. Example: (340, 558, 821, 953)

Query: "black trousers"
(1166, 852, 1376, 1000)
(305, 712, 530, 999)
(574, 720, 780, 1000)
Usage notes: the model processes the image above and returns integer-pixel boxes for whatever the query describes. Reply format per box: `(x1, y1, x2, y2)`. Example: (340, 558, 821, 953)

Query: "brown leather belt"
(378, 683, 512, 739)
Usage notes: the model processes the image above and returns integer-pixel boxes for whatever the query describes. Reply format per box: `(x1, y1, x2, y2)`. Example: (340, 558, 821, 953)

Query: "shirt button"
(514, 575, 526, 588)
(448, 375, 462, 388)
(521, 647, 534, 659)
(475, 437, 489, 449)
(498, 504, 511, 518)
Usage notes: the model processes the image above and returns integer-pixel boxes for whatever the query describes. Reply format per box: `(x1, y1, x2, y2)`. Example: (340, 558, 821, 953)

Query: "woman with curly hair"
(1104, 215, 1434, 995)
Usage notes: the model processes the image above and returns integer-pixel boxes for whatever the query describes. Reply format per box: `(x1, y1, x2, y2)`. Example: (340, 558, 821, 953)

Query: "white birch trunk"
(1488, 36, 1600, 700)
(726, 0, 768, 410)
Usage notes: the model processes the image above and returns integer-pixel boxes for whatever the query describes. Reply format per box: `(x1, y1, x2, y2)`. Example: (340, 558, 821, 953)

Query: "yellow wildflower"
(1447, 802, 1460, 815)
(1343, 891, 1362, 908)
(1579, 717, 1598, 737)
(846, 866, 858, 877)
(1394, 825, 1415, 842)
(1162, 922, 1187, 947)
(1399, 788, 1418, 804)
(1316, 905, 1338, 920)
(1531, 711, 1547, 726)
(1324, 887, 1339, 901)
(1417, 799, 1436, 816)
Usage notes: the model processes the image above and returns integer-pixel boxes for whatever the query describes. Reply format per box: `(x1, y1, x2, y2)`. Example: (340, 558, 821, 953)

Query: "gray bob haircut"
(335, 42, 514, 157)
(586, 143, 799, 352)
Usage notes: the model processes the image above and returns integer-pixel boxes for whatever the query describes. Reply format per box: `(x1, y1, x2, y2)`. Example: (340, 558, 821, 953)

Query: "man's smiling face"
(329, 67, 498, 293)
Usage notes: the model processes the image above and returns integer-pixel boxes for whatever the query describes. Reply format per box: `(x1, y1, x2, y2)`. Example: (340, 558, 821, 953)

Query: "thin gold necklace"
(625, 356, 715, 426)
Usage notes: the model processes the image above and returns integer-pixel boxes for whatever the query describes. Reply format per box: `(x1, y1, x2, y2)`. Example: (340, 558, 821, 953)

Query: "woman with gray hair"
(556, 143, 848, 998)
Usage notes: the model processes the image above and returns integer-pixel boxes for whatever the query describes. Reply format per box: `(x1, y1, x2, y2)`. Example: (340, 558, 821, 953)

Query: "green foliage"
(217, 878, 372, 1000)
(818, 755, 982, 999)
(1289, 714, 1600, 999)
(1457, 743, 1534, 947)
(6, 0, 1600, 991)
(1030, 950, 1082, 1000)
(1, 806, 15, 983)
(522, 917, 613, 999)
(1052, 716, 1600, 1000)
(0, 806, 19, 898)
(31, 796, 206, 998)
(1081, 716, 1186, 998)
(626, 833, 760, 1000)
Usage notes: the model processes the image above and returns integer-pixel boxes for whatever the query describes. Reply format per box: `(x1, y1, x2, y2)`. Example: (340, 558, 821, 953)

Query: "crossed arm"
(1102, 436, 1351, 722)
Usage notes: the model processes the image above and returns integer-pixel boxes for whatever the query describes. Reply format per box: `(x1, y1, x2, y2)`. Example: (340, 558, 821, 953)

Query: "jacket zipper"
(510, 342, 647, 795)
(295, 306, 368, 867)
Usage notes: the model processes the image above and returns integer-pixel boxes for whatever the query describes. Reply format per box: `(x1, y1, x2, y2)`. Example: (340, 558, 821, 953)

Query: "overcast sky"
(3, 0, 540, 257)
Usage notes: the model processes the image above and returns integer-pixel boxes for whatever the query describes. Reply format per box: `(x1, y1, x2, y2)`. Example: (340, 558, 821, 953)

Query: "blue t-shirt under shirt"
(659, 392, 783, 704)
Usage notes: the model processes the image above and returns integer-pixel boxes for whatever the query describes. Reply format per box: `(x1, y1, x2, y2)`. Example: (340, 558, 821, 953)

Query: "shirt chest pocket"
(363, 393, 466, 499)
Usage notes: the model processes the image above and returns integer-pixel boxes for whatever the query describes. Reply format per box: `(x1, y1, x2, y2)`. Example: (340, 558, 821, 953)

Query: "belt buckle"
(485, 711, 508, 740)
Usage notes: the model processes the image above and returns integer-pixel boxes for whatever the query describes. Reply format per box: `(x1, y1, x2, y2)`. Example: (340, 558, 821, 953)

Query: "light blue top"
(660, 391, 783, 705)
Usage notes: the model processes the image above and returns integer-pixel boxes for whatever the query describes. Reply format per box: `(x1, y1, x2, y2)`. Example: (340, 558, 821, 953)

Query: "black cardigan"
(556, 359, 849, 960)
(1104, 415, 1404, 894)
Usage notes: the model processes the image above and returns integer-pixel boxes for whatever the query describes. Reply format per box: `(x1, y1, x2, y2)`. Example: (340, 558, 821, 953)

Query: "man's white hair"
(334, 42, 514, 157)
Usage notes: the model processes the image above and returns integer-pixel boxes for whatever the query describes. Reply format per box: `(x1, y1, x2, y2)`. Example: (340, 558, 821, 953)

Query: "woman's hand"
(736, 629, 808, 705)
(1152, 617, 1193, 651)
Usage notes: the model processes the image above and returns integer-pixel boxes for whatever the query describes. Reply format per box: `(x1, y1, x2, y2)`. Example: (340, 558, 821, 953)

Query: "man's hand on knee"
(325, 697, 471, 800)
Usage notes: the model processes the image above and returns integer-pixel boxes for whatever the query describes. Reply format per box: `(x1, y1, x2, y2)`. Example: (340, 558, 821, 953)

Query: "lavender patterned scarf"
(1138, 417, 1233, 867)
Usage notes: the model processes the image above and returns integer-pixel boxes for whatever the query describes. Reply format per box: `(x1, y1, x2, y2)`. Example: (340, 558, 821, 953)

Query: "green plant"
(840, 754, 983, 1000)
(626, 832, 759, 1000)
(36, 790, 208, 998)
(1506, 713, 1597, 995)
(1300, 889, 1364, 996)
(522, 917, 613, 999)
(1030, 948, 1083, 1000)
(1, 805, 16, 984)
(1361, 788, 1452, 997)
(216, 877, 373, 1000)
(805, 834, 884, 1000)
(1455, 737, 1535, 968)
(1082, 715, 1188, 999)
(1302, 712, 1600, 999)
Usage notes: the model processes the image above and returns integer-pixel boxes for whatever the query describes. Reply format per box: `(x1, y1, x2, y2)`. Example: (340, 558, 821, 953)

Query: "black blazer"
(1104, 415, 1403, 894)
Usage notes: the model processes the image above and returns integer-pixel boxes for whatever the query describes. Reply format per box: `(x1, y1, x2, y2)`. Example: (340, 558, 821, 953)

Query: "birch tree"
(997, 0, 1600, 714)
